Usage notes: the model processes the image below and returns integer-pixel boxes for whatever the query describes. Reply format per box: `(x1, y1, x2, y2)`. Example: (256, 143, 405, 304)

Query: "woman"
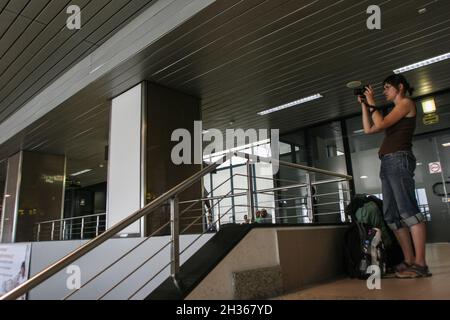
(358, 74, 431, 278)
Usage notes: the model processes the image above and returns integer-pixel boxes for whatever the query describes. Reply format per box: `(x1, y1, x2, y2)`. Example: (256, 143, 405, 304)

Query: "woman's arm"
(361, 101, 382, 134)
(359, 85, 382, 134)
(371, 99, 413, 131)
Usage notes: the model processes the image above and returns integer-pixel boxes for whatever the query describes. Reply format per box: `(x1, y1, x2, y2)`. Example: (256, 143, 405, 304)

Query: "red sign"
(429, 162, 442, 174)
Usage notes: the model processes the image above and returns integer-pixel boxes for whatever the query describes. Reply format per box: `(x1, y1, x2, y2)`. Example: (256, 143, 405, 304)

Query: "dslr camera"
(354, 85, 369, 97)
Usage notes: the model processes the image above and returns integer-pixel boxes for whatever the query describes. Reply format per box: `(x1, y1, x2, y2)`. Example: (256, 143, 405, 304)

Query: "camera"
(354, 85, 369, 97)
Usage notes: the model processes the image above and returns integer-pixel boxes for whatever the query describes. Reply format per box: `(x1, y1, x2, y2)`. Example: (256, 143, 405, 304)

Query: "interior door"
(413, 130, 450, 243)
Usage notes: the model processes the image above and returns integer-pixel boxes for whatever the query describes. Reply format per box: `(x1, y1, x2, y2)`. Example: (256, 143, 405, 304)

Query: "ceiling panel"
(0, 0, 156, 122)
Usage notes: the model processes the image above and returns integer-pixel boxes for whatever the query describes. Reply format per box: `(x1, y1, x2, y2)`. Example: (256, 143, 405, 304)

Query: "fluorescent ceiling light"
(70, 169, 92, 177)
(442, 142, 450, 147)
(203, 139, 270, 160)
(360, 176, 368, 179)
(89, 64, 104, 74)
(4, 194, 11, 198)
(258, 94, 323, 116)
(337, 150, 345, 156)
(422, 98, 436, 114)
(353, 129, 365, 134)
(394, 52, 450, 74)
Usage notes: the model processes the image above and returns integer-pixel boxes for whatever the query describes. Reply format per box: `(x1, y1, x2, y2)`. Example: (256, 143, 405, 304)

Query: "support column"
(0, 151, 66, 243)
(146, 83, 201, 236)
(107, 83, 146, 237)
(106, 82, 202, 237)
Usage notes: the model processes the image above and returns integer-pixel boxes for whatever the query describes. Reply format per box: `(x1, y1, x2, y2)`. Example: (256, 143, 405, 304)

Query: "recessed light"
(421, 98, 436, 114)
(394, 52, 450, 74)
(258, 94, 323, 116)
(70, 169, 92, 177)
(346, 81, 362, 89)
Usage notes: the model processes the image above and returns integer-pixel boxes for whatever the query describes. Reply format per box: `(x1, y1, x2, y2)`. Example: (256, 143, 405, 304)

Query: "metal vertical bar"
(229, 165, 236, 223)
(305, 173, 314, 223)
(59, 219, 64, 240)
(170, 197, 180, 281)
(217, 204, 221, 228)
(247, 161, 256, 221)
(345, 180, 352, 222)
(62, 220, 67, 241)
(338, 182, 346, 222)
(36, 224, 41, 242)
(96, 216, 100, 237)
(80, 218, 85, 240)
(51, 222, 55, 241)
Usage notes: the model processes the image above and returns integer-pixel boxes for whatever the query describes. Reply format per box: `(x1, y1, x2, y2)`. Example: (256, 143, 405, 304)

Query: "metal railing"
(1, 152, 352, 300)
(35, 213, 106, 241)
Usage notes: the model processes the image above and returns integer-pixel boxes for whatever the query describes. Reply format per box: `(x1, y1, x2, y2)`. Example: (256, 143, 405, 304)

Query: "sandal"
(395, 264, 433, 279)
(395, 261, 413, 273)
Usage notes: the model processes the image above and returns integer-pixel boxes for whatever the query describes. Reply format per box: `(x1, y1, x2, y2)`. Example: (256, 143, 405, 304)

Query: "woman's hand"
(358, 95, 364, 104)
(364, 85, 376, 106)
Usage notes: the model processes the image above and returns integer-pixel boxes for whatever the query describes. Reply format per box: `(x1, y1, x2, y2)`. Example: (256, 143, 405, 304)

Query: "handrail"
(231, 152, 352, 180)
(36, 213, 106, 225)
(1, 154, 230, 301)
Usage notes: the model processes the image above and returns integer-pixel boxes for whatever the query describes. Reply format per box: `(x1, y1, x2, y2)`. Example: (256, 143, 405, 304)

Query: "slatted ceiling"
(194, 1, 419, 105)
(157, 0, 362, 87)
(1, 0, 450, 187)
(0, 0, 106, 120)
(0, 0, 156, 124)
(0, 1, 71, 77)
(0, 7, 50, 58)
(152, 0, 295, 82)
(200, 21, 450, 129)
(23, 104, 109, 151)
(86, 0, 151, 45)
(0, 0, 8, 12)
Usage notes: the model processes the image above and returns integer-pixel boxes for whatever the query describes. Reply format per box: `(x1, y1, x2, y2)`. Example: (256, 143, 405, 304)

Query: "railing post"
(62, 220, 67, 241)
(246, 160, 256, 221)
(50, 222, 55, 241)
(305, 173, 314, 223)
(170, 197, 180, 285)
(96, 216, 100, 237)
(80, 218, 85, 240)
(36, 224, 41, 242)
(338, 181, 346, 223)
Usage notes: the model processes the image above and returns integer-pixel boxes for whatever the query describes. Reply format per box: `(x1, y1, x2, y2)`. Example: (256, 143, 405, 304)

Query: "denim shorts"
(379, 151, 425, 230)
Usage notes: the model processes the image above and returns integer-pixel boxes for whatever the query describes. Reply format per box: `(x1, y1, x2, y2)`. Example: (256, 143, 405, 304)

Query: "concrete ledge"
(232, 266, 283, 300)
(187, 225, 348, 300)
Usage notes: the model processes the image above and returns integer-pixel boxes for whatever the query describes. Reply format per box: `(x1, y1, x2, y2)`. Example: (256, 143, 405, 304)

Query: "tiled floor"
(275, 243, 450, 300)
